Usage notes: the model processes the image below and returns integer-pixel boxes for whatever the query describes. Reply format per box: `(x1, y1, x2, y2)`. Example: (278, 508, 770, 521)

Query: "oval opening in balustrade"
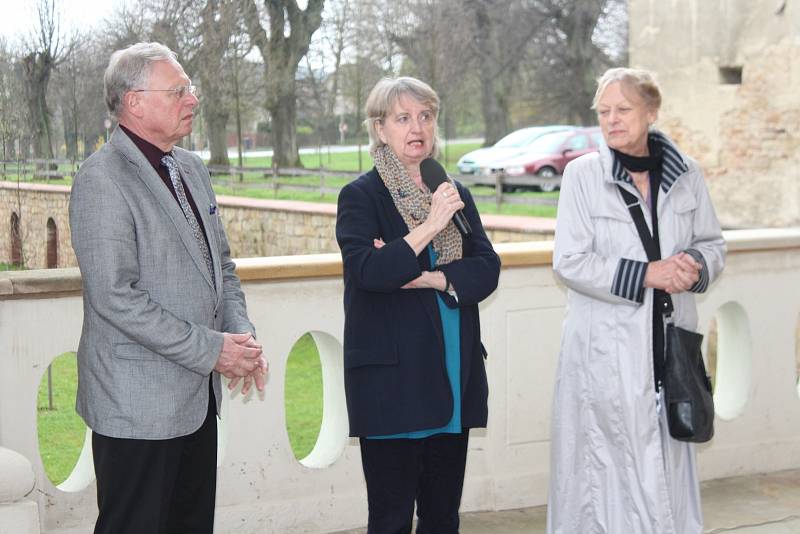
(795, 314, 800, 398)
(706, 318, 718, 389)
(707, 302, 752, 421)
(37, 352, 94, 491)
(284, 331, 348, 468)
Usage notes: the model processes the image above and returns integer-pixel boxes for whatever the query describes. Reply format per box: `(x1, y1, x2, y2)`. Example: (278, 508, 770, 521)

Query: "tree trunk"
(480, 77, 510, 146)
(22, 53, 56, 164)
(193, 0, 235, 168)
(205, 103, 230, 167)
(232, 55, 244, 171)
(242, 0, 324, 170)
(269, 77, 301, 168)
(31, 83, 55, 160)
(577, 106, 596, 126)
(82, 133, 96, 158)
(563, 1, 607, 126)
(62, 105, 78, 159)
(470, 0, 512, 147)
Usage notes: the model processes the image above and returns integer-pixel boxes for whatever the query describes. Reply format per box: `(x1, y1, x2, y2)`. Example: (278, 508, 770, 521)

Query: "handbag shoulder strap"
(616, 185, 660, 261)
(616, 182, 674, 316)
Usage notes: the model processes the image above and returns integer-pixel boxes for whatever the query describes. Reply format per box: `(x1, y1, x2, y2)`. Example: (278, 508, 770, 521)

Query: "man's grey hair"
(104, 42, 178, 120)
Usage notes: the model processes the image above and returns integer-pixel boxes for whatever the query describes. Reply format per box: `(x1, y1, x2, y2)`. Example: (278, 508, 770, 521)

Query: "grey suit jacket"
(69, 127, 254, 439)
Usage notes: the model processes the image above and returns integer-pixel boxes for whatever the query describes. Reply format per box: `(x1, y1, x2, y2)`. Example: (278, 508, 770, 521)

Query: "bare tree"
(385, 0, 476, 145)
(333, 0, 399, 143)
(21, 0, 71, 162)
(318, 0, 350, 118)
(525, 0, 624, 125)
(463, 0, 544, 145)
(98, 2, 150, 52)
(0, 40, 26, 162)
(192, 0, 239, 166)
(146, 0, 198, 58)
(349, 0, 401, 73)
(593, 0, 628, 66)
(54, 35, 109, 159)
(55, 35, 87, 160)
(242, 0, 325, 168)
(300, 52, 331, 149)
(227, 32, 261, 170)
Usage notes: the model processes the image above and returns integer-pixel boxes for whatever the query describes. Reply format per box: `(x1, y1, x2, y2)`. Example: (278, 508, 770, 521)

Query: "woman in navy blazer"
(336, 77, 500, 534)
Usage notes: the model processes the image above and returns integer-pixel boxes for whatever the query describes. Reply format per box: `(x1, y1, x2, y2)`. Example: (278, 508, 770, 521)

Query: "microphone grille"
(420, 157, 448, 191)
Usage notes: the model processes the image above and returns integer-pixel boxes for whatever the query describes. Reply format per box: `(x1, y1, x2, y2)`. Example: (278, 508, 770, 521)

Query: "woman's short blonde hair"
(592, 67, 662, 111)
(364, 76, 441, 157)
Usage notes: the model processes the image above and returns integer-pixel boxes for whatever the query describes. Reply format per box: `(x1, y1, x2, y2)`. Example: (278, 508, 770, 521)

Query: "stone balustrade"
(1, 229, 799, 533)
(0, 447, 39, 534)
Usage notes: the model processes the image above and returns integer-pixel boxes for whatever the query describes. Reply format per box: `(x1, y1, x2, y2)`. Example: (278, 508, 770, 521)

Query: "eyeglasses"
(133, 85, 198, 99)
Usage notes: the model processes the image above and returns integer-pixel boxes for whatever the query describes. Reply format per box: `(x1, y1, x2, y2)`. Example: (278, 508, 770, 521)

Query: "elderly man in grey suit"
(69, 42, 265, 534)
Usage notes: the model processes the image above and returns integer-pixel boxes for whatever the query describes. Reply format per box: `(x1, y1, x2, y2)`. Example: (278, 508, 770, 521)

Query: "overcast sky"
(0, 0, 122, 43)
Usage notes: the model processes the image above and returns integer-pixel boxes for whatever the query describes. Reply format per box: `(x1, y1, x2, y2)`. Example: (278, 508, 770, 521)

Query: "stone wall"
(0, 184, 72, 270)
(0, 182, 553, 269)
(213, 197, 340, 258)
(629, 0, 800, 228)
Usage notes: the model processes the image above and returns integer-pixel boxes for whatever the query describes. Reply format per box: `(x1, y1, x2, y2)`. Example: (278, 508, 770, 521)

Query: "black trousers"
(359, 429, 470, 534)
(92, 380, 217, 534)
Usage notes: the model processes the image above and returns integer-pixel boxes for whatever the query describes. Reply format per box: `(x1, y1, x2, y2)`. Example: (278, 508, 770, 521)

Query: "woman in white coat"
(547, 68, 726, 533)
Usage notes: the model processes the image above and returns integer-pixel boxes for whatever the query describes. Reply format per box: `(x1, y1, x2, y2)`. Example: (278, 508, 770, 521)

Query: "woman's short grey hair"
(364, 76, 441, 157)
(104, 42, 178, 120)
(592, 67, 662, 112)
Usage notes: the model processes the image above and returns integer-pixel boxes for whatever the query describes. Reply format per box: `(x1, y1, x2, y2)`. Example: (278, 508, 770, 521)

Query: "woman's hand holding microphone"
(427, 182, 464, 233)
(375, 182, 462, 292)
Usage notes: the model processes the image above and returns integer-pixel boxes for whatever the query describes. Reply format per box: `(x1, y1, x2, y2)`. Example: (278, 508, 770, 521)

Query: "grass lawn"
(207, 141, 559, 216)
(284, 334, 324, 460)
(212, 180, 558, 217)
(1, 140, 558, 218)
(0, 262, 25, 271)
(218, 141, 479, 176)
(38, 340, 323, 485)
(468, 187, 559, 217)
(37, 353, 86, 485)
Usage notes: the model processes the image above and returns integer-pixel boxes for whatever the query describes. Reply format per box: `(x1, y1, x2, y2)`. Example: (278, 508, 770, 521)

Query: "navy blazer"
(336, 168, 500, 437)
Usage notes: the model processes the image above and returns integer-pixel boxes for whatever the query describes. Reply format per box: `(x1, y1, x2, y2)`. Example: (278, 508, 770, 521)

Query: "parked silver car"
(456, 125, 576, 174)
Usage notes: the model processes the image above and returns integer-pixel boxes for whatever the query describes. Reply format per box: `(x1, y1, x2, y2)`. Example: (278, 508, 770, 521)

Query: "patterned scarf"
(371, 144, 463, 266)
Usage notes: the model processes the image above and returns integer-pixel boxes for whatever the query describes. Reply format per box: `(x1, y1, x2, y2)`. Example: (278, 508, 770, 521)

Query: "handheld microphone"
(420, 158, 472, 238)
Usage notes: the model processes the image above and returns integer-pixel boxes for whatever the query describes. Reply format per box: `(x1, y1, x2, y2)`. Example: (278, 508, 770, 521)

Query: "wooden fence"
(0, 159, 559, 209)
(206, 163, 559, 208)
(0, 159, 78, 180)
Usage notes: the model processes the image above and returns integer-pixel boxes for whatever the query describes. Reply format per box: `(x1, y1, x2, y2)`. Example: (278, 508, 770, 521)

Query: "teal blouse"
(369, 246, 462, 440)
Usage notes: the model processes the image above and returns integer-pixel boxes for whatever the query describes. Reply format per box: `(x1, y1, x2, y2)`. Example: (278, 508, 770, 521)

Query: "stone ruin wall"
(629, 0, 800, 228)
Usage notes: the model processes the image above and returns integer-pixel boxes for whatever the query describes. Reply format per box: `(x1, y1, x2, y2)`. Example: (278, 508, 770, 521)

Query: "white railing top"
(2, 229, 798, 299)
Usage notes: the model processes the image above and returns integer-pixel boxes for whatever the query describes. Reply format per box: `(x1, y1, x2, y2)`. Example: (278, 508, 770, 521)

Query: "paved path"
(333, 469, 800, 533)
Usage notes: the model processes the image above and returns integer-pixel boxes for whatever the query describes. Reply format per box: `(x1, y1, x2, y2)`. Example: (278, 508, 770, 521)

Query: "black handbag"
(664, 323, 714, 442)
(617, 184, 715, 443)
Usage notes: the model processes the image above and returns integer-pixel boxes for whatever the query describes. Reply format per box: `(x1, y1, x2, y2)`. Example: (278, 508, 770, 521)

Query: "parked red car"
(482, 127, 603, 191)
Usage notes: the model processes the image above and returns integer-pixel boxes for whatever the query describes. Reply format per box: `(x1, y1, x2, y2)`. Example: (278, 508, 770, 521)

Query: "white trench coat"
(547, 132, 726, 534)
